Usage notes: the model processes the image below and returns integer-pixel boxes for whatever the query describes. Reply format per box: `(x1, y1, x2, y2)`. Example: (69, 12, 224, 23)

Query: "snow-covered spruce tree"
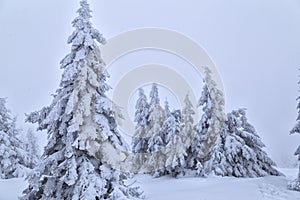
(131, 85, 169, 176)
(161, 99, 179, 145)
(164, 99, 171, 117)
(141, 84, 166, 176)
(146, 83, 165, 150)
(0, 98, 31, 179)
(210, 109, 280, 177)
(186, 82, 211, 176)
(148, 99, 182, 177)
(186, 84, 212, 176)
(24, 128, 40, 169)
(149, 83, 160, 108)
(21, 1, 142, 199)
(132, 88, 150, 153)
(203, 69, 225, 156)
(186, 67, 224, 177)
(288, 81, 300, 191)
(165, 95, 194, 177)
(287, 146, 300, 191)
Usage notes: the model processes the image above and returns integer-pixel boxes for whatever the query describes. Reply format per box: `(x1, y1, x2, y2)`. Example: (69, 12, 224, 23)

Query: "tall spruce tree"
(202, 69, 225, 157)
(143, 84, 166, 176)
(288, 72, 300, 191)
(287, 145, 300, 191)
(21, 1, 142, 199)
(186, 82, 212, 176)
(186, 67, 224, 176)
(0, 98, 31, 179)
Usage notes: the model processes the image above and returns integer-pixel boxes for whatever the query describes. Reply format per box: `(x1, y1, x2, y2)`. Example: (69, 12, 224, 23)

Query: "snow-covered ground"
(136, 168, 300, 200)
(0, 168, 299, 200)
(0, 178, 27, 200)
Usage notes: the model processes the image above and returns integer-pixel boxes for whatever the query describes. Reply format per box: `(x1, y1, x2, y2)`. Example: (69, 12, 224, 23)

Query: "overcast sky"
(1, 0, 300, 167)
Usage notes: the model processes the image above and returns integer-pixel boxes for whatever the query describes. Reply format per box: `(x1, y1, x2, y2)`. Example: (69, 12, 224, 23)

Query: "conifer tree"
(186, 68, 223, 176)
(161, 99, 178, 145)
(148, 99, 177, 153)
(24, 128, 40, 169)
(209, 109, 280, 177)
(147, 83, 165, 137)
(132, 83, 165, 155)
(288, 72, 300, 191)
(132, 85, 173, 176)
(146, 83, 165, 150)
(287, 145, 300, 191)
(186, 82, 211, 176)
(0, 98, 31, 179)
(165, 95, 194, 177)
(198, 68, 225, 160)
(164, 99, 171, 117)
(21, 1, 142, 199)
(148, 99, 181, 177)
(141, 84, 165, 176)
(149, 83, 160, 109)
(132, 88, 150, 153)
(133, 86, 184, 177)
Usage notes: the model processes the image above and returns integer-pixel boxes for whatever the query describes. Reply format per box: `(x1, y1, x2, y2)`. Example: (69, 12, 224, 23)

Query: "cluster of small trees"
(131, 71, 281, 178)
(132, 84, 187, 177)
(132, 84, 180, 154)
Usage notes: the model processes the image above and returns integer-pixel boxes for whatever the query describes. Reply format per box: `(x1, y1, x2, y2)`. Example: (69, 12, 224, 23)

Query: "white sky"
(0, 0, 300, 167)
